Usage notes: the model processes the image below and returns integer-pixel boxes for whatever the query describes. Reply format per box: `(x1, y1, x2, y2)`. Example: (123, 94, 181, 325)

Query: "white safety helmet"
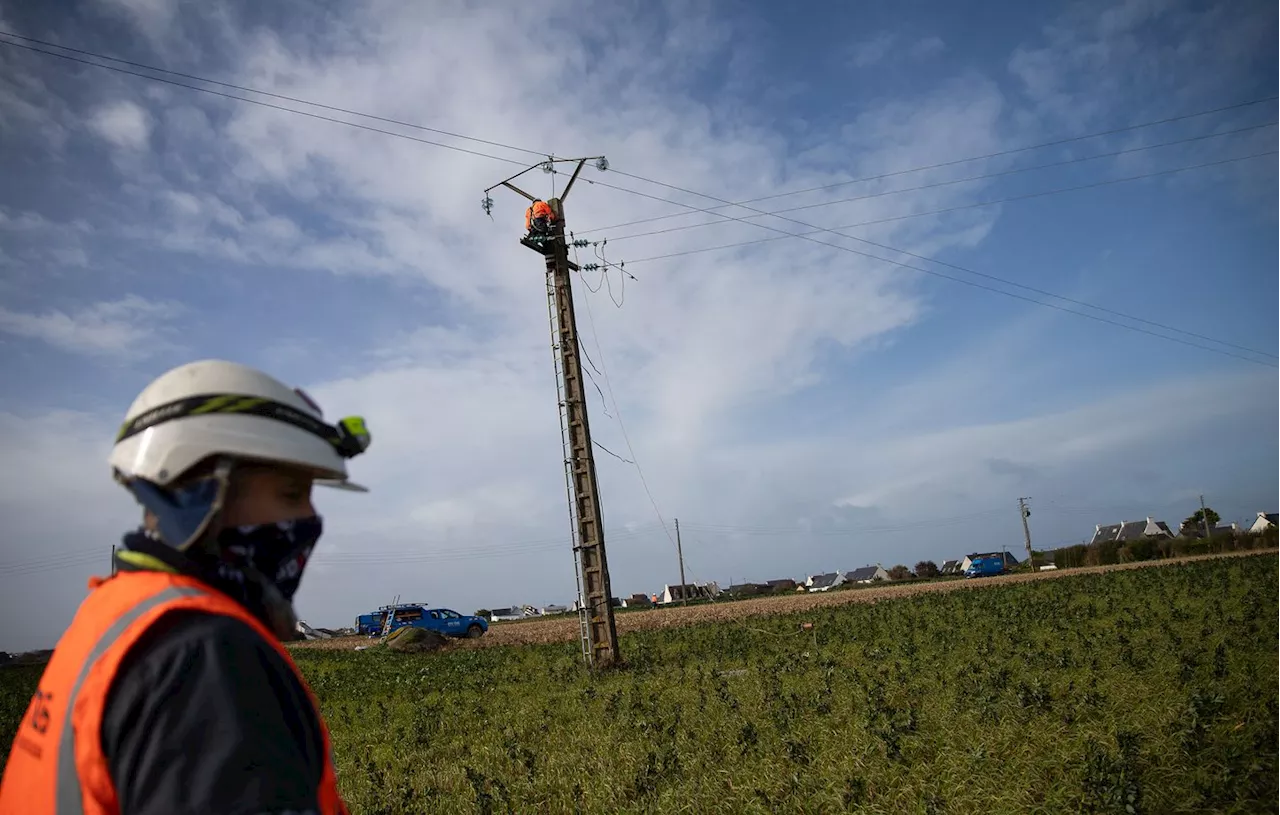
(110, 359, 370, 492)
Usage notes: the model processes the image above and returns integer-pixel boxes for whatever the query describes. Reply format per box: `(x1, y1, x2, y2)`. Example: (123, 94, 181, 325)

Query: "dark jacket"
(102, 537, 326, 815)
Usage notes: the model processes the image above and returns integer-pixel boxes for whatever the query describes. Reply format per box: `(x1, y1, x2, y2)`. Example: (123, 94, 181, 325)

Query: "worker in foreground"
(525, 198, 556, 242)
(0, 360, 370, 815)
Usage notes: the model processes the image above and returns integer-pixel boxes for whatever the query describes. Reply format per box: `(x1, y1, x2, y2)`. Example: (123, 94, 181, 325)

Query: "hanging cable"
(578, 95, 1279, 234)
(0, 37, 530, 166)
(598, 121, 1277, 244)
(592, 440, 634, 464)
(586, 151, 1279, 366)
(571, 235, 605, 293)
(0, 31, 550, 158)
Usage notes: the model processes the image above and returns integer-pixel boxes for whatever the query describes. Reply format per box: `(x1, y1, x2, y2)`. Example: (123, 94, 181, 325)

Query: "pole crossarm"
(486, 156, 606, 196)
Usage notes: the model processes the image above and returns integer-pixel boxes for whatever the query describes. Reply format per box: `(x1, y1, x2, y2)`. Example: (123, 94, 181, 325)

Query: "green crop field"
(3, 555, 1277, 813)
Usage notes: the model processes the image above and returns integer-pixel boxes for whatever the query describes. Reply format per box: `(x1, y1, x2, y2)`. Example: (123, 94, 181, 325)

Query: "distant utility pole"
(675, 518, 687, 605)
(1200, 494, 1211, 538)
(111, 543, 116, 577)
(1018, 497, 1035, 572)
(486, 156, 621, 670)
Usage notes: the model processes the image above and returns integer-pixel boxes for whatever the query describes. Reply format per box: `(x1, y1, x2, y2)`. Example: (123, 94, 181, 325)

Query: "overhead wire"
(616, 152, 1278, 264)
(580, 95, 1279, 234)
(9, 22, 1269, 240)
(594, 242, 629, 308)
(7, 31, 1268, 363)
(572, 238, 606, 293)
(0, 36, 531, 166)
(592, 440, 635, 465)
(0, 31, 551, 158)
(569, 241, 613, 415)
(5, 33, 1272, 369)
(584, 152, 1279, 366)
(575, 269, 695, 578)
(599, 121, 1277, 243)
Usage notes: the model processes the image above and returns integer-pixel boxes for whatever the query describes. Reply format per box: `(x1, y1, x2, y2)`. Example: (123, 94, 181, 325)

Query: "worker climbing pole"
(484, 156, 621, 669)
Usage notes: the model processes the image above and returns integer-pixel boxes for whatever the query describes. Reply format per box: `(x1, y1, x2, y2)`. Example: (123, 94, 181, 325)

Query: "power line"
(0, 36, 530, 166)
(580, 95, 1279, 235)
(615, 152, 1280, 361)
(9, 25, 1271, 239)
(600, 122, 1277, 243)
(586, 152, 1278, 366)
(576, 277, 682, 552)
(0, 31, 551, 159)
(4, 33, 1269, 364)
(612, 151, 1271, 264)
(593, 440, 634, 465)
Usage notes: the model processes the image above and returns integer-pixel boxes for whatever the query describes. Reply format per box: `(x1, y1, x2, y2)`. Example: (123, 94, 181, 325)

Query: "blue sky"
(0, 0, 1276, 651)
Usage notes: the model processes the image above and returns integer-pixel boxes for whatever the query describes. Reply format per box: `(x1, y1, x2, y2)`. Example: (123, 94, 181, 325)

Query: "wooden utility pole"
(1018, 497, 1035, 572)
(675, 517, 687, 605)
(489, 156, 621, 669)
(1200, 494, 1211, 538)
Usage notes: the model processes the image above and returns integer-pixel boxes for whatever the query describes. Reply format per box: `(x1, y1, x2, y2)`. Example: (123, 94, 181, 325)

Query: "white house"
(660, 582, 719, 604)
(845, 565, 890, 584)
(1250, 512, 1278, 534)
(489, 607, 527, 622)
(1091, 518, 1173, 544)
(804, 572, 846, 592)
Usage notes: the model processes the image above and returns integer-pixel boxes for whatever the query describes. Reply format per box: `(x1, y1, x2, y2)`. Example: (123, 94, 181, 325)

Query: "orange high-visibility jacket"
(525, 200, 555, 230)
(0, 570, 348, 815)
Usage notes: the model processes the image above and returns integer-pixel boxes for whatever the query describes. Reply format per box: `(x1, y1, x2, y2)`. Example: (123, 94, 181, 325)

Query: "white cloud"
(87, 100, 152, 150)
(0, 295, 180, 358)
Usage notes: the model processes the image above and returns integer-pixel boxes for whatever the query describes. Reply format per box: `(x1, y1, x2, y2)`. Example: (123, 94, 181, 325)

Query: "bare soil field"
(292, 548, 1276, 652)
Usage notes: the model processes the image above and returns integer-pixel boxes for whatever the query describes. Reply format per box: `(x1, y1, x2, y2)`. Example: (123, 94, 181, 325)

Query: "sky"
(0, 0, 1276, 652)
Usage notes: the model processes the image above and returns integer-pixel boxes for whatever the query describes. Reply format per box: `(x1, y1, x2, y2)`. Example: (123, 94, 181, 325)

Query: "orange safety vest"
(0, 570, 348, 815)
(526, 200, 555, 230)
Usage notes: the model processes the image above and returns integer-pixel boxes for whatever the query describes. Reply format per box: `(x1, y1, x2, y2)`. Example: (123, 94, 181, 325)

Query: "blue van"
(964, 556, 1007, 579)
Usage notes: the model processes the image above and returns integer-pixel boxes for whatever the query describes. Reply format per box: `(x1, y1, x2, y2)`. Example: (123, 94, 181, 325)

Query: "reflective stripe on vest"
(54, 585, 205, 815)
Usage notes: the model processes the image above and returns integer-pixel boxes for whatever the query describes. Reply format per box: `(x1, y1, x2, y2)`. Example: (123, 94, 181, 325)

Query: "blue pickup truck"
(356, 603, 488, 639)
(964, 556, 1008, 579)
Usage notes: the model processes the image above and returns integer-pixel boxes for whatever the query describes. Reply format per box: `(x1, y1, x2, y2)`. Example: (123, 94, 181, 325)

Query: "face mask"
(213, 515, 324, 602)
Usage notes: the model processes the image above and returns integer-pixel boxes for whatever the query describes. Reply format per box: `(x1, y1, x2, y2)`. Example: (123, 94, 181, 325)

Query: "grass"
(3, 555, 1276, 813)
